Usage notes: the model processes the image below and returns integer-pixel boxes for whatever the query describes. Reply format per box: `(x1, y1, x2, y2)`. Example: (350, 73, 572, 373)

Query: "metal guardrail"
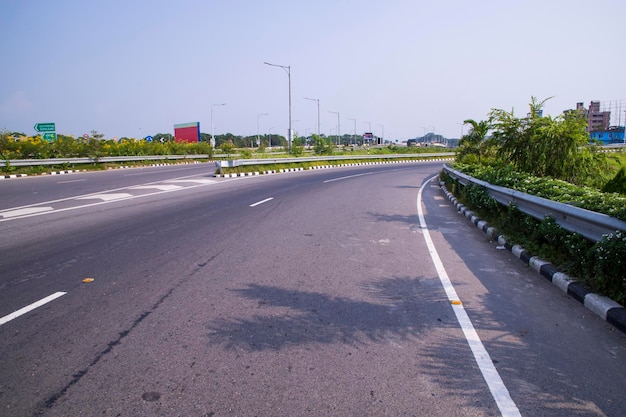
(0, 155, 211, 167)
(442, 164, 626, 242)
(217, 153, 455, 168)
(1, 152, 455, 168)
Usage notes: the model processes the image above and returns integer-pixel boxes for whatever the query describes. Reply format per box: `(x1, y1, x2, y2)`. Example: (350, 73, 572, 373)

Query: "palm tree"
(458, 119, 491, 163)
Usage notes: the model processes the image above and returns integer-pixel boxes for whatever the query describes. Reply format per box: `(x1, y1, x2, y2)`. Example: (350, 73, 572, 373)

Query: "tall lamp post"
(347, 118, 356, 145)
(328, 111, 340, 146)
(257, 113, 268, 147)
(211, 103, 226, 147)
(303, 97, 320, 136)
(264, 61, 292, 151)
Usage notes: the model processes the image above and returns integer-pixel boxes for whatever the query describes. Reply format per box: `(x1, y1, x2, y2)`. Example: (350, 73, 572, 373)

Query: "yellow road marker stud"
(451, 300, 462, 305)
(82, 278, 95, 283)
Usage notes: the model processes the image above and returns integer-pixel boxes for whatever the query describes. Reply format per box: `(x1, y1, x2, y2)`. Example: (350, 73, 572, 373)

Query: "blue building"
(590, 127, 625, 145)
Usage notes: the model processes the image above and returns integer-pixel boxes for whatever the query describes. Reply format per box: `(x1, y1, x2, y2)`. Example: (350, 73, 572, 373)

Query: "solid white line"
(323, 172, 374, 183)
(417, 176, 522, 417)
(0, 292, 67, 326)
(250, 197, 274, 207)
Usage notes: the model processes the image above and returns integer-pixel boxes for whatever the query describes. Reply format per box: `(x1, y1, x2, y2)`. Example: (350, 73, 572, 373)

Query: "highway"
(1, 161, 625, 417)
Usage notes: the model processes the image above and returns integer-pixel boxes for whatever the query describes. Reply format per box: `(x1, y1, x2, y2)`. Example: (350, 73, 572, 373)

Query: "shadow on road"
(206, 277, 453, 352)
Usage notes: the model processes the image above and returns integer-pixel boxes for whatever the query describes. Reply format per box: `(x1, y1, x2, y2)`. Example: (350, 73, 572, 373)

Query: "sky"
(1, 0, 625, 141)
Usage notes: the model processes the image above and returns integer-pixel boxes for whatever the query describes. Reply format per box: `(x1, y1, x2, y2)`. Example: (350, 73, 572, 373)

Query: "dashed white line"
(250, 197, 274, 207)
(0, 292, 67, 326)
(166, 179, 216, 184)
(323, 172, 374, 183)
(417, 176, 522, 417)
(57, 179, 87, 184)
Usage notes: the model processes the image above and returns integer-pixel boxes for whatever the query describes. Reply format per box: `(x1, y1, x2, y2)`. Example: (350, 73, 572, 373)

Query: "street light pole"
(257, 113, 268, 147)
(347, 118, 356, 145)
(264, 61, 292, 151)
(328, 111, 340, 146)
(304, 97, 320, 136)
(211, 103, 226, 147)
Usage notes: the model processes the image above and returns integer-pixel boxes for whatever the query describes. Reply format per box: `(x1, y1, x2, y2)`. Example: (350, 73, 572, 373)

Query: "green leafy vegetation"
(449, 97, 626, 305)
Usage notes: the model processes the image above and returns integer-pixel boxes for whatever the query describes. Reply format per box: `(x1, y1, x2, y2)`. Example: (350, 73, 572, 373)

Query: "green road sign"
(34, 123, 55, 132)
(42, 133, 57, 141)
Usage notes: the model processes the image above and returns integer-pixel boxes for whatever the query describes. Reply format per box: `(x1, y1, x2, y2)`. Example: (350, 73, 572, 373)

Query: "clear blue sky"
(2, 0, 625, 141)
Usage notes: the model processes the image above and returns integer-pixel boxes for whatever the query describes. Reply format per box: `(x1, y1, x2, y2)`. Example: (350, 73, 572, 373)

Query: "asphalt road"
(1, 162, 625, 417)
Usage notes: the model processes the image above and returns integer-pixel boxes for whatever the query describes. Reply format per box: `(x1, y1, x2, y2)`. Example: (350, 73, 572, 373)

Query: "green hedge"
(442, 165, 626, 306)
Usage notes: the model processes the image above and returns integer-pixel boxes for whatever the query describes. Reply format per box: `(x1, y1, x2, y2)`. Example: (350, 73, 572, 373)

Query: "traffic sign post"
(34, 123, 56, 132)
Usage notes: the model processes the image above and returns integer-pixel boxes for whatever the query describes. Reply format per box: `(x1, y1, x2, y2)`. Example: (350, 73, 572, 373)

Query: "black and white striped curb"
(439, 180, 626, 335)
(1, 170, 85, 179)
(0, 173, 29, 180)
(214, 158, 454, 178)
(0, 161, 204, 180)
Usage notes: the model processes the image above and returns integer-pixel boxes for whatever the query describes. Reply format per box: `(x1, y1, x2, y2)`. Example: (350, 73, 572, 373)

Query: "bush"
(603, 167, 626, 194)
(590, 231, 626, 305)
(441, 168, 625, 306)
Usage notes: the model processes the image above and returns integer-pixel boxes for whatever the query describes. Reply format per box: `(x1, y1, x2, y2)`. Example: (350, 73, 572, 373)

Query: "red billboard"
(174, 122, 200, 143)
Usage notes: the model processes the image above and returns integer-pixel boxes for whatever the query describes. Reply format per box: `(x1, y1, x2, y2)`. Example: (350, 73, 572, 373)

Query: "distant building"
(575, 101, 611, 132)
(590, 126, 625, 144)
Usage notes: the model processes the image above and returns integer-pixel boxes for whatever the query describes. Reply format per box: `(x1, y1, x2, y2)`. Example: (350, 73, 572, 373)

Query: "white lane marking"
(417, 176, 522, 417)
(131, 185, 183, 191)
(323, 172, 374, 183)
(76, 193, 134, 201)
(0, 175, 218, 222)
(166, 179, 216, 184)
(250, 197, 274, 207)
(58, 179, 87, 184)
(0, 292, 67, 326)
(0, 207, 54, 218)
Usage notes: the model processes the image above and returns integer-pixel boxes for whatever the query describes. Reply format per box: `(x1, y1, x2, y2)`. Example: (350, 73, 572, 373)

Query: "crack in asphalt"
(37, 286, 176, 414)
(35, 248, 225, 415)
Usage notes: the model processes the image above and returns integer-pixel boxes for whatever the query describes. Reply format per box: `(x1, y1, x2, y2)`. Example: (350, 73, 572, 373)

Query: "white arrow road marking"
(0, 207, 54, 218)
(77, 193, 134, 201)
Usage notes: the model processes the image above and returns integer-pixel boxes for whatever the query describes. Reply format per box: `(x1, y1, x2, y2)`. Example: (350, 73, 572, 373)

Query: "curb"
(0, 174, 29, 180)
(439, 180, 626, 335)
(0, 161, 204, 180)
(213, 158, 455, 178)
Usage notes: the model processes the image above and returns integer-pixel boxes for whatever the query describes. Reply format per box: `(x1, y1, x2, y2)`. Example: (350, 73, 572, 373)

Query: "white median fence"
(216, 153, 455, 170)
(442, 164, 626, 242)
(1, 153, 455, 168)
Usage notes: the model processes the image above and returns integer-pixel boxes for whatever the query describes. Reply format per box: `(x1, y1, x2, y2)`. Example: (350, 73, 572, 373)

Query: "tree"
(457, 119, 492, 164)
(219, 141, 235, 158)
(90, 130, 105, 140)
(312, 134, 333, 155)
(489, 97, 608, 186)
(0, 129, 11, 159)
(290, 136, 304, 156)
